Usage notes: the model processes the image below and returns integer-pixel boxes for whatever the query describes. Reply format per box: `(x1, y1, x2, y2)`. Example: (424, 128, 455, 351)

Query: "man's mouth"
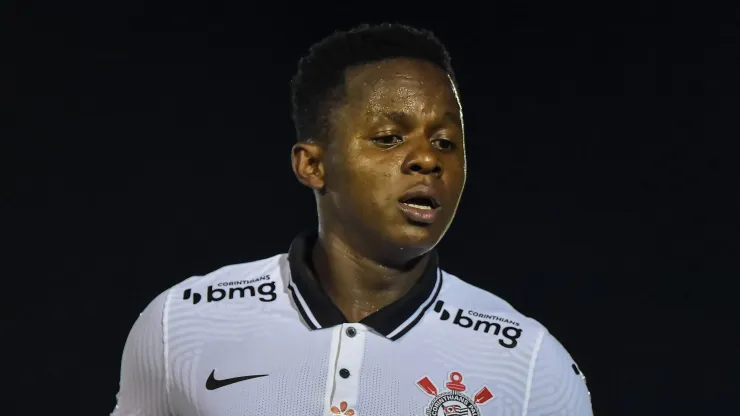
(398, 190, 442, 224)
(400, 197, 439, 210)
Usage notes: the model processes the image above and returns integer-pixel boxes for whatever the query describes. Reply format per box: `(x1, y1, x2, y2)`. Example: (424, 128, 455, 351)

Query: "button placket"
(330, 324, 366, 413)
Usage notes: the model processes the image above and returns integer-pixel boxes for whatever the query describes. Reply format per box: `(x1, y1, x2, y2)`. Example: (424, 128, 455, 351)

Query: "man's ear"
(291, 141, 325, 191)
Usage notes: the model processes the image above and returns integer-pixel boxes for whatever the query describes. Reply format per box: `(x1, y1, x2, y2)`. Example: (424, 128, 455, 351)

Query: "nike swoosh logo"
(205, 370, 268, 390)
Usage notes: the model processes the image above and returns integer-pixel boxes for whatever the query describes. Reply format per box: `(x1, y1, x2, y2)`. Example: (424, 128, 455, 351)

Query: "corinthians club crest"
(417, 371, 494, 416)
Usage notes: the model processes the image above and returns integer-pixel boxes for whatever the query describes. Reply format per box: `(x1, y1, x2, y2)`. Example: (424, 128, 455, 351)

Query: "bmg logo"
(433, 300, 523, 348)
(183, 281, 277, 304)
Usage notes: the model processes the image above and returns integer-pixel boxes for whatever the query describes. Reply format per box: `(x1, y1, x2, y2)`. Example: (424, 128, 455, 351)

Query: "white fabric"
(111, 253, 592, 416)
(112, 291, 171, 416)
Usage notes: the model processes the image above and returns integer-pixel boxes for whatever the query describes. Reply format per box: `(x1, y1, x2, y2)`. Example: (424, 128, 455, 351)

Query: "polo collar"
(286, 230, 443, 341)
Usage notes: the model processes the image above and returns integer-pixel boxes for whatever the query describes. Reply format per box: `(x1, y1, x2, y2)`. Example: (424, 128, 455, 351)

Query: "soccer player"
(112, 23, 593, 416)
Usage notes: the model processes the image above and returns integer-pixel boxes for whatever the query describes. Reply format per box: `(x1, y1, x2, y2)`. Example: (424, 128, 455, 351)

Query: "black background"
(7, 0, 738, 414)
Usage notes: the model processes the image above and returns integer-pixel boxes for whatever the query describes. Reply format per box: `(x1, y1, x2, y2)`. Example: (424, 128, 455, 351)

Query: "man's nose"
(402, 140, 442, 176)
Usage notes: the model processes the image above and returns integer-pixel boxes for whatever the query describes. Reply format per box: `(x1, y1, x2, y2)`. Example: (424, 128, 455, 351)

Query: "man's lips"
(399, 184, 441, 208)
(398, 184, 442, 224)
(397, 201, 441, 224)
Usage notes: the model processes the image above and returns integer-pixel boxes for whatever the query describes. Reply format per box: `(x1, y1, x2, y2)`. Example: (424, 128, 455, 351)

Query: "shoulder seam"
(522, 328, 546, 416)
(440, 271, 519, 312)
(162, 287, 174, 416)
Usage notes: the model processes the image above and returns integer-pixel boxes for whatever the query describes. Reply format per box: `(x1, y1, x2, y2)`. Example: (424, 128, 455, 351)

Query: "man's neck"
(310, 230, 430, 323)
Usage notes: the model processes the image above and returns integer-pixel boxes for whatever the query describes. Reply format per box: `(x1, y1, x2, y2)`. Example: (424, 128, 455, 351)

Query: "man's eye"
(372, 135, 403, 146)
(433, 138, 456, 151)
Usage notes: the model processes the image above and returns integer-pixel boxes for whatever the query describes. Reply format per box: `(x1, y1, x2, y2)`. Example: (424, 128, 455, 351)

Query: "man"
(112, 23, 593, 416)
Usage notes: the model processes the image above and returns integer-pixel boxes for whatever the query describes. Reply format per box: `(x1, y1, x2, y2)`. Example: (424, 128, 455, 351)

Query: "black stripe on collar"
(287, 230, 442, 341)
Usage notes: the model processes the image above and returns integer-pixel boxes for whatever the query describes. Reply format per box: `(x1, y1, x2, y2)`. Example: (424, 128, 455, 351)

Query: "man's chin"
(390, 222, 443, 250)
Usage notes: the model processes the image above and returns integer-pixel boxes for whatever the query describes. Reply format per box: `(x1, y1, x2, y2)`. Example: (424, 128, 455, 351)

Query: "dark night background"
(6, 0, 738, 414)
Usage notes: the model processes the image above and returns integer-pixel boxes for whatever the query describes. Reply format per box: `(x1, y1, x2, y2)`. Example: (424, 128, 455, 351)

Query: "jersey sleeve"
(111, 290, 172, 416)
(524, 331, 593, 416)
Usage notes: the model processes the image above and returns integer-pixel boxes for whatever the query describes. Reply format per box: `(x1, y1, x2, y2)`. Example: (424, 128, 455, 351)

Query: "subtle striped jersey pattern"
(112, 253, 592, 416)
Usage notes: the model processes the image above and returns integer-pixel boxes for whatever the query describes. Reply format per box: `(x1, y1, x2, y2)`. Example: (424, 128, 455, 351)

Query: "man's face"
(320, 58, 466, 258)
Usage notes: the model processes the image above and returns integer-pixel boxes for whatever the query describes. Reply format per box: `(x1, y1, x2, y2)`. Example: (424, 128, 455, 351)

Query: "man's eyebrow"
(442, 110, 462, 128)
(379, 111, 412, 124)
(372, 110, 462, 127)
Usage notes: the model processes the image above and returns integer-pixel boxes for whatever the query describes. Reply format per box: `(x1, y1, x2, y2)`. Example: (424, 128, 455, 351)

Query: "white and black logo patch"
(183, 275, 276, 304)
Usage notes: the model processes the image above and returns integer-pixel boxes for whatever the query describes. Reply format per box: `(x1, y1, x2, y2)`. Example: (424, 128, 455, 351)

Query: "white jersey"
(112, 231, 592, 416)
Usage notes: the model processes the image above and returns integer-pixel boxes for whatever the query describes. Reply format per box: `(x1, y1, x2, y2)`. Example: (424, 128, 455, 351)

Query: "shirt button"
(345, 327, 357, 337)
(339, 368, 350, 379)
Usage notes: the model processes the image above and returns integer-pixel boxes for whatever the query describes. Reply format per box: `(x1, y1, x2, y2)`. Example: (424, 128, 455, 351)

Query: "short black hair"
(291, 23, 457, 144)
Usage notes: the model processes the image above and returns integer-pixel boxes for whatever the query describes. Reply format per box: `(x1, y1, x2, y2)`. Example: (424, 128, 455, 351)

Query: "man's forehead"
(344, 62, 459, 113)
(347, 60, 450, 91)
